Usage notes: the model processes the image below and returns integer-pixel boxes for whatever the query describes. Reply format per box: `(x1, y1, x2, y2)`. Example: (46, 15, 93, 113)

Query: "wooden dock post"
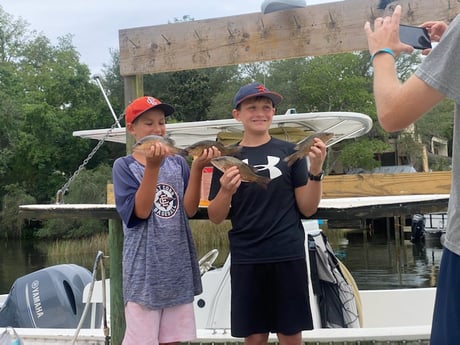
(106, 182, 125, 345)
(109, 219, 125, 345)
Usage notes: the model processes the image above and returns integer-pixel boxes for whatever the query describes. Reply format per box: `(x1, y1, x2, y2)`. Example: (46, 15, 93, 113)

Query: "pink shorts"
(122, 301, 197, 345)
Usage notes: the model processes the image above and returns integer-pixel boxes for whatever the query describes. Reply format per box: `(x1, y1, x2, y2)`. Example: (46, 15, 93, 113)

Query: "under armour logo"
(243, 156, 282, 179)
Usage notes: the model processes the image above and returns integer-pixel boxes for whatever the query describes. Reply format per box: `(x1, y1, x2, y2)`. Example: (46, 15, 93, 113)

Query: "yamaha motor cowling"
(0, 264, 102, 328)
(411, 214, 426, 243)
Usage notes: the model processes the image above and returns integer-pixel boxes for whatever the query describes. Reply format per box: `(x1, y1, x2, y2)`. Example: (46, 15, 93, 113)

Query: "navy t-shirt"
(209, 137, 309, 264)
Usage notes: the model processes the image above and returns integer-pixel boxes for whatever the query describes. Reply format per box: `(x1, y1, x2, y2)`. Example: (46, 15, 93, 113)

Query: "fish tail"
(284, 152, 299, 167)
(256, 176, 271, 189)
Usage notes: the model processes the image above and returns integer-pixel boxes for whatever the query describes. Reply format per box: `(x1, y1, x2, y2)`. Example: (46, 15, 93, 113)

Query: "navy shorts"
(230, 259, 313, 337)
(430, 247, 460, 344)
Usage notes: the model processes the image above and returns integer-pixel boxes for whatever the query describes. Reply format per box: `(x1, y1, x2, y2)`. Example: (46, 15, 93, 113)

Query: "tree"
(0, 6, 123, 240)
(266, 58, 310, 114)
(36, 164, 112, 239)
(0, 184, 36, 239)
(296, 53, 375, 116)
(337, 138, 392, 173)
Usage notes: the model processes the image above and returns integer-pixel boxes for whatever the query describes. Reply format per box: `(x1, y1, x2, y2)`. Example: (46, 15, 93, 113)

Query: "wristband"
(370, 48, 396, 64)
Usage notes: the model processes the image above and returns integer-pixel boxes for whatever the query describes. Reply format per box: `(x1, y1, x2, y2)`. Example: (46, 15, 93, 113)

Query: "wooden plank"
(322, 171, 452, 198)
(19, 193, 449, 222)
(313, 196, 449, 220)
(18, 204, 118, 220)
(119, 0, 460, 75)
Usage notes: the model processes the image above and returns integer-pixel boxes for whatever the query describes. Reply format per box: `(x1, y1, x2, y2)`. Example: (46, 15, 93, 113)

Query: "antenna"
(92, 74, 122, 128)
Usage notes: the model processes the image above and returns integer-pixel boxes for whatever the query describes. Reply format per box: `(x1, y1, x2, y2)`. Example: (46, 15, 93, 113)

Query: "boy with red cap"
(208, 83, 327, 345)
(112, 96, 220, 345)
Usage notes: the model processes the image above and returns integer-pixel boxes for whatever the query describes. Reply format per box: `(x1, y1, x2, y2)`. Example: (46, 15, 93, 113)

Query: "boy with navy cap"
(112, 95, 220, 345)
(208, 82, 328, 345)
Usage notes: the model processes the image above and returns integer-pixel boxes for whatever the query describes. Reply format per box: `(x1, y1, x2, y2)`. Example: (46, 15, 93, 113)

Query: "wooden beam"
(322, 171, 452, 198)
(119, 0, 460, 76)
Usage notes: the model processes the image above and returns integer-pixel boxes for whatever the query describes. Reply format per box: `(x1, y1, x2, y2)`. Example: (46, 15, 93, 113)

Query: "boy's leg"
(123, 302, 159, 345)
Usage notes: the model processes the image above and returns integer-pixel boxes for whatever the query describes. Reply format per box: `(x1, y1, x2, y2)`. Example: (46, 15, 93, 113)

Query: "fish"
(183, 140, 242, 158)
(132, 134, 183, 155)
(284, 132, 334, 167)
(210, 156, 271, 189)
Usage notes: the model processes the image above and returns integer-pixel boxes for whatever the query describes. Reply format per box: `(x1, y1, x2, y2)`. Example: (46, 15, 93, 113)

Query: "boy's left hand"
(308, 137, 327, 175)
(191, 146, 221, 170)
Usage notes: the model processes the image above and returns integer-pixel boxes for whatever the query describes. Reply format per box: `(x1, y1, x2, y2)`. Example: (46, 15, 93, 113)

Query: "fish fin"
(177, 148, 188, 156)
(164, 135, 176, 147)
(226, 146, 243, 157)
(284, 152, 299, 167)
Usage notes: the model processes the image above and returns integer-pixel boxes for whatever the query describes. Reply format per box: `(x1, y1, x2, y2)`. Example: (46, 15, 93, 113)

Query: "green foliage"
(416, 99, 454, 147)
(266, 58, 311, 113)
(297, 53, 375, 117)
(36, 164, 112, 239)
(166, 70, 212, 122)
(0, 9, 124, 206)
(142, 65, 240, 122)
(397, 132, 425, 168)
(338, 138, 392, 172)
(0, 184, 36, 238)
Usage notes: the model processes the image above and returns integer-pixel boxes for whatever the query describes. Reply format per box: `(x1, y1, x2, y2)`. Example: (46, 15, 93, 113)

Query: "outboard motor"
(411, 214, 426, 243)
(0, 264, 102, 328)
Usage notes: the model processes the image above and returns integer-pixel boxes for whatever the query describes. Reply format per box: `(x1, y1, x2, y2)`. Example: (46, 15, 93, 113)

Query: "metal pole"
(92, 74, 122, 128)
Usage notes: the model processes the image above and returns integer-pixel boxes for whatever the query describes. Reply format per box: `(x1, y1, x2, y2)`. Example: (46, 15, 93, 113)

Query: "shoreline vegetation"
(46, 220, 232, 271)
(45, 220, 339, 274)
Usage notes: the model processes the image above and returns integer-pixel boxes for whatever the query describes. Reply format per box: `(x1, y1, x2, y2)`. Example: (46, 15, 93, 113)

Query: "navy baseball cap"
(233, 82, 283, 109)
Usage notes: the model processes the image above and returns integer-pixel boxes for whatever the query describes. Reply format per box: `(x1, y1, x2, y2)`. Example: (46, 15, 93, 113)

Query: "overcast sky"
(1, 0, 338, 74)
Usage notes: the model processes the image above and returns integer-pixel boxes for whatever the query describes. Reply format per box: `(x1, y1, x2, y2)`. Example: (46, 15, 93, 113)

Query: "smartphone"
(399, 24, 432, 50)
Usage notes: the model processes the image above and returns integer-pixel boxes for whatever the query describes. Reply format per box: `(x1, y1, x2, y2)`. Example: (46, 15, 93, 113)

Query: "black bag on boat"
(308, 232, 360, 328)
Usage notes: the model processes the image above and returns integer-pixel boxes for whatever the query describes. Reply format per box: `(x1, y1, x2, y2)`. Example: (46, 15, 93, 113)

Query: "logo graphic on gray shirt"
(154, 183, 178, 218)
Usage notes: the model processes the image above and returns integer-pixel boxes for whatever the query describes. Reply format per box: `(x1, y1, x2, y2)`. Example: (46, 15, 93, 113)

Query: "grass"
(46, 233, 110, 269)
(45, 220, 231, 269)
(190, 219, 230, 267)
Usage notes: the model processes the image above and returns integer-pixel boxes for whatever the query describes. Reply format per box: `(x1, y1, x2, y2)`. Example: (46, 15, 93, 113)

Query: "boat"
(0, 219, 437, 344)
(411, 212, 447, 243)
(424, 212, 447, 237)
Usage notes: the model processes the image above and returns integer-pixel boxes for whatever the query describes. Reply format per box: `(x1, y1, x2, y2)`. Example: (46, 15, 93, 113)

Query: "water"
(338, 231, 442, 290)
(0, 228, 443, 294)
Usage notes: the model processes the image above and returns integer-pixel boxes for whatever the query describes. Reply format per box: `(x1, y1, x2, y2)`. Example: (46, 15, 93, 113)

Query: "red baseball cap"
(125, 96, 175, 124)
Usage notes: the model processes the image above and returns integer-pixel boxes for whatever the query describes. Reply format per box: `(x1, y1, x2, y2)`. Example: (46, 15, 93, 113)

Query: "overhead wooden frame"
(119, 0, 460, 76)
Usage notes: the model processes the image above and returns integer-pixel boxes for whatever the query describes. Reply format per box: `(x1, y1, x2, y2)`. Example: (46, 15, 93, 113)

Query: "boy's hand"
(308, 137, 327, 176)
(143, 142, 171, 168)
(191, 146, 221, 170)
(219, 166, 241, 195)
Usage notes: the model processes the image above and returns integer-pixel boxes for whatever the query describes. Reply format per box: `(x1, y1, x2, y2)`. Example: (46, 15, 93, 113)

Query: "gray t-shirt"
(415, 15, 460, 255)
(112, 154, 202, 310)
